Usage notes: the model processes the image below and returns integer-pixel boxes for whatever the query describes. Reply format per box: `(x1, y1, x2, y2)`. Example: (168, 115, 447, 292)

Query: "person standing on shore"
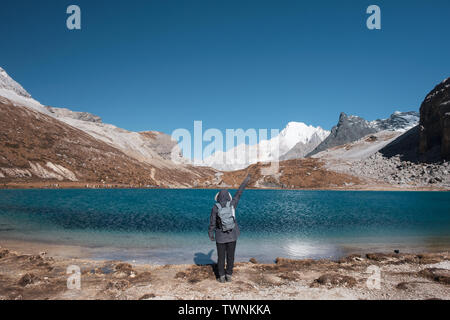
(208, 174, 251, 283)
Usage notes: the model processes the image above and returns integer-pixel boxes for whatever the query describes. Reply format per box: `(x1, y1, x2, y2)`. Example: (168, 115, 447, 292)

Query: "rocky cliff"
(418, 77, 450, 160)
(307, 113, 378, 156)
(45, 106, 103, 123)
(308, 111, 419, 157)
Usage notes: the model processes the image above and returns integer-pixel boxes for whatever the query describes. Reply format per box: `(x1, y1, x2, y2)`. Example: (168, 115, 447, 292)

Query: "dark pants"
(216, 241, 236, 277)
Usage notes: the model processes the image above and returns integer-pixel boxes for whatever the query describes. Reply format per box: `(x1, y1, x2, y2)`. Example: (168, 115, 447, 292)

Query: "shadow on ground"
(193, 249, 219, 278)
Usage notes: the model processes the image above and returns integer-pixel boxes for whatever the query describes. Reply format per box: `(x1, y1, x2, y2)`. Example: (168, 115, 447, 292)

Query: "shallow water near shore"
(0, 189, 449, 264)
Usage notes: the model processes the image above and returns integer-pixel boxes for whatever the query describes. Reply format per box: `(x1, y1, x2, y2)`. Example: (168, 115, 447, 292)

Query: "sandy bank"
(0, 243, 448, 300)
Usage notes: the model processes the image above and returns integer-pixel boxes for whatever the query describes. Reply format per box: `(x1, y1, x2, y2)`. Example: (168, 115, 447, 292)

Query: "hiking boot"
(218, 276, 226, 283)
(225, 275, 232, 282)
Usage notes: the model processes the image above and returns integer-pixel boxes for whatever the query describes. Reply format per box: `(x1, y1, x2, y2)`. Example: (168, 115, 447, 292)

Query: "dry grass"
(175, 265, 216, 284)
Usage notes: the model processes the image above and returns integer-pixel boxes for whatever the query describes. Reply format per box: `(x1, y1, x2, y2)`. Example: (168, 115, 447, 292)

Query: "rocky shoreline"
(1, 181, 447, 191)
(0, 245, 448, 300)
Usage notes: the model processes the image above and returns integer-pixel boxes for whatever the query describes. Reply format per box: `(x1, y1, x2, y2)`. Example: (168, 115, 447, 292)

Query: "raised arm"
(231, 174, 251, 208)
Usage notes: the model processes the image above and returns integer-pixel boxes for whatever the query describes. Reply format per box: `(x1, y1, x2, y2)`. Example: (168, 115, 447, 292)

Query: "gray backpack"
(216, 201, 236, 232)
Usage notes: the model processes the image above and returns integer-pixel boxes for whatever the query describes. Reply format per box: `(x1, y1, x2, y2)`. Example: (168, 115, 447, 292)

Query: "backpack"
(215, 201, 235, 232)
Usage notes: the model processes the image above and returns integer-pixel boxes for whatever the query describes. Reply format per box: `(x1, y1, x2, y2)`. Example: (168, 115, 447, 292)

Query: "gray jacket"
(208, 176, 250, 244)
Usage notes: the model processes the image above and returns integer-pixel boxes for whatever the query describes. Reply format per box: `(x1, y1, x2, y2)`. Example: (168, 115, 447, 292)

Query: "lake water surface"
(0, 189, 449, 264)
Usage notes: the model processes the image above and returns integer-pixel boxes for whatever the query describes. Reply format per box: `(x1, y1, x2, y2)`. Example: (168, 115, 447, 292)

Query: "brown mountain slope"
(220, 158, 361, 189)
(0, 97, 215, 187)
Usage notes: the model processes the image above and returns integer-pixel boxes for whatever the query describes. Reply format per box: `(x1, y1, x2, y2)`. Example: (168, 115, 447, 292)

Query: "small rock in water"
(394, 250, 400, 254)
(249, 258, 258, 264)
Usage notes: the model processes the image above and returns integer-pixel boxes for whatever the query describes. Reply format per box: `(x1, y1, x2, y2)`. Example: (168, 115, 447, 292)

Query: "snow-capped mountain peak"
(278, 122, 329, 147)
(200, 122, 330, 171)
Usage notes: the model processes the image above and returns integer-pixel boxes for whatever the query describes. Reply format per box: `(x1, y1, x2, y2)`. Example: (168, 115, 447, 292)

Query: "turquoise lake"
(0, 189, 449, 264)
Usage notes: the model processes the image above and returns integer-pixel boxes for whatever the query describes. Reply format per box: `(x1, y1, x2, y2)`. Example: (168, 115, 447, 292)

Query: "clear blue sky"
(1, 0, 449, 134)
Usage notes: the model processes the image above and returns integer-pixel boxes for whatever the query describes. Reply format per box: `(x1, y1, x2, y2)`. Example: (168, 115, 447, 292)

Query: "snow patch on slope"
(29, 162, 63, 180)
(0, 167, 32, 178)
(370, 111, 419, 132)
(0, 67, 31, 98)
(0, 87, 50, 115)
(1, 162, 79, 181)
(0, 67, 51, 115)
(45, 162, 78, 181)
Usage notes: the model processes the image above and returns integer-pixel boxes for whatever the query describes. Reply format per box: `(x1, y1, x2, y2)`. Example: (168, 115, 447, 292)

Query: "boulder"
(396, 282, 417, 290)
(310, 273, 357, 288)
(18, 273, 39, 286)
(418, 268, 450, 285)
(0, 249, 9, 259)
(106, 279, 130, 291)
(114, 262, 133, 275)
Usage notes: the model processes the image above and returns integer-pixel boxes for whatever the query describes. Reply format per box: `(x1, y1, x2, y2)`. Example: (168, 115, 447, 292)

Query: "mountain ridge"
(0, 67, 216, 187)
(307, 111, 419, 157)
(1, 66, 447, 190)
